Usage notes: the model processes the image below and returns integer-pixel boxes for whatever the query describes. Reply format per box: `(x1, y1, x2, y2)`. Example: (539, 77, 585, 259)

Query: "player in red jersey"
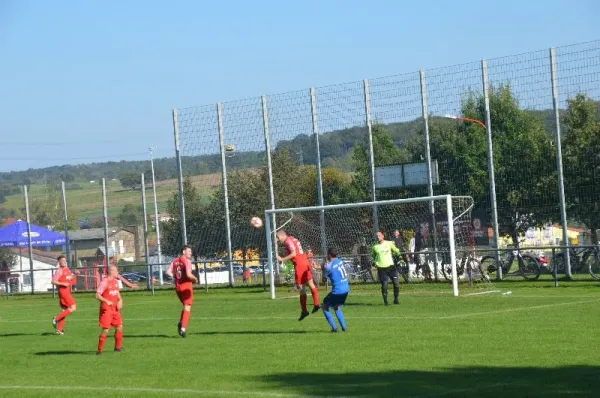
(276, 230, 320, 321)
(95, 265, 124, 355)
(51, 255, 77, 335)
(166, 245, 198, 338)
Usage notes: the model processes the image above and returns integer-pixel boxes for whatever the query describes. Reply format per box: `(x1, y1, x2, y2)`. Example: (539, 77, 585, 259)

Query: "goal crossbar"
(264, 195, 461, 299)
(264, 194, 460, 215)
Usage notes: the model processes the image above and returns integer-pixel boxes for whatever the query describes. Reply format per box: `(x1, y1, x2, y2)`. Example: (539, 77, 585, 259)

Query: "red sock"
(98, 335, 106, 352)
(114, 331, 123, 350)
(300, 294, 307, 312)
(57, 318, 65, 331)
(181, 310, 191, 329)
(55, 309, 71, 322)
(310, 287, 319, 306)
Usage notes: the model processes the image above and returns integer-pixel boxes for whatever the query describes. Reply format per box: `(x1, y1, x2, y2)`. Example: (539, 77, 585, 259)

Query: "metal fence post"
(419, 69, 440, 280)
(261, 95, 279, 281)
(60, 181, 71, 268)
(172, 108, 187, 246)
(203, 262, 208, 292)
(363, 79, 379, 235)
(310, 88, 328, 257)
(549, 47, 572, 279)
(101, 178, 111, 271)
(481, 60, 502, 280)
(217, 102, 234, 287)
(23, 185, 34, 294)
(141, 173, 151, 291)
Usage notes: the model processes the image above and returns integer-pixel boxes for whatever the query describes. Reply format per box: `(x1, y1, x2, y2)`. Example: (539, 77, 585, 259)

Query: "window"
(119, 240, 125, 254)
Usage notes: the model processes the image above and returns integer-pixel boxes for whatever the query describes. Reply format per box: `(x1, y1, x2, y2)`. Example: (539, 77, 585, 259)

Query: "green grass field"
(1, 282, 599, 397)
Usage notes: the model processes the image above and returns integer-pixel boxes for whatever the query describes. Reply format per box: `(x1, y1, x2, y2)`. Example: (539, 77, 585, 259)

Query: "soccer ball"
(250, 216, 263, 228)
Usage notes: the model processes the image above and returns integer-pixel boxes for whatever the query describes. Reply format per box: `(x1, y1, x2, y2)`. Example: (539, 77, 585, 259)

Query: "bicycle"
(480, 249, 541, 280)
(550, 246, 600, 280)
(440, 249, 484, 283)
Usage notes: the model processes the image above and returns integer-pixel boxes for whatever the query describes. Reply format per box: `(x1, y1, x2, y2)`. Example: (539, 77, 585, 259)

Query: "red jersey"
(168, 255, 193, 287)
(53, 266, 75, 296)
(284, 236, 309, 268)
(96, 277, 120, 312)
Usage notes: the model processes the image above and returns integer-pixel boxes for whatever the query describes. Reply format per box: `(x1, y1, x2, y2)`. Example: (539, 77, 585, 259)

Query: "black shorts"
(323, 292, 348, 308)
(377, 267, 399, 283)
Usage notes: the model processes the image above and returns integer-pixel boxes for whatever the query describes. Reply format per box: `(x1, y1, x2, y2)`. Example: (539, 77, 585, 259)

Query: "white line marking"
(2, 298, 597, 324)
(0, 385, 303, 397)
(438, 298, 600, 319)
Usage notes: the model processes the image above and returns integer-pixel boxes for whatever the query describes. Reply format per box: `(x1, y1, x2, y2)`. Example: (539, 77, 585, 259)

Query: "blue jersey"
(324, 258, 350, 295)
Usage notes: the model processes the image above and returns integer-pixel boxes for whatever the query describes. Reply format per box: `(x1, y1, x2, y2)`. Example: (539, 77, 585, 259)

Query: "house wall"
(108, 230, 137, 261)
(11, 255, 55, 293)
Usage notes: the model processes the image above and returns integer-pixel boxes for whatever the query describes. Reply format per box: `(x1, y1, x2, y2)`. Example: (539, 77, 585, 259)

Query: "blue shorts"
(323, 292, 348, 308)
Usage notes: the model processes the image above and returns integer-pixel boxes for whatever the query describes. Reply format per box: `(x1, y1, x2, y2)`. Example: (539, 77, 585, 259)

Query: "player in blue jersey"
(313, 248, 349, 333)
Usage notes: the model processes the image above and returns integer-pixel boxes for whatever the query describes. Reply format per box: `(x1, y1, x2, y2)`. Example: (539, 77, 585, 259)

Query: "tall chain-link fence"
(2, 40, 599, 296)
(169, 40, 600, 285)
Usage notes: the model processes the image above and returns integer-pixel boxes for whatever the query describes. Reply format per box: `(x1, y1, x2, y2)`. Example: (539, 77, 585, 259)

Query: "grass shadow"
(343, 302, 377, 307)
(192, 330, 322, 336)
(260, 366, 600, 397)
(35, 350, 95, 356)
(0, 333, 40, 337)
(126, 334, 175, 339)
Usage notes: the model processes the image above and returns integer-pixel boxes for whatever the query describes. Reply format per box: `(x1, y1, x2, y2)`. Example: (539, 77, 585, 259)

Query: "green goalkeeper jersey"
(371, 240, 401, 269)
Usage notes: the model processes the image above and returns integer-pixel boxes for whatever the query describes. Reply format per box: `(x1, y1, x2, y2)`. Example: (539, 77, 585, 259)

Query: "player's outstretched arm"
(118, 274, 138, 289)
(277, 248, 296, 262)
(186, 268, 198, 283)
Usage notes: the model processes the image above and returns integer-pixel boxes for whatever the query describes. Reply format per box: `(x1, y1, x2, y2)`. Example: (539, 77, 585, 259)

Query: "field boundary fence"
(2, 40, 599, 296)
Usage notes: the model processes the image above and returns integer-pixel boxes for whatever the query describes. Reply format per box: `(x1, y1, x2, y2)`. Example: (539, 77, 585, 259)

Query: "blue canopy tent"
(0, 220, 66, 294)
(0, 220, 66, 248)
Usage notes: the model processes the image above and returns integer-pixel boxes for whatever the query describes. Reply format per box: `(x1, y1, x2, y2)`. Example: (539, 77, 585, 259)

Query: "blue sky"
(0, 0, 598, 172)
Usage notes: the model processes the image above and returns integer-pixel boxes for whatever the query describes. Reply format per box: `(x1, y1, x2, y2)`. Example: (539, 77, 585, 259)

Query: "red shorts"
(99, 309, 122, 329)
(59, 293, 76, 308)
(294, 265, 312, 285)
(176, 284, 193, 306)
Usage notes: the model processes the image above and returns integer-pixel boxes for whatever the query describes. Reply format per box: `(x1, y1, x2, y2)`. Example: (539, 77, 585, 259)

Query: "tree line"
(1, 86, 598, 261)
(159, 86, 600, 259)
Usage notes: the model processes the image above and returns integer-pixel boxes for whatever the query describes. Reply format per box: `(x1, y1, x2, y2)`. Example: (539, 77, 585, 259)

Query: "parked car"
(120, 272, 147, 283)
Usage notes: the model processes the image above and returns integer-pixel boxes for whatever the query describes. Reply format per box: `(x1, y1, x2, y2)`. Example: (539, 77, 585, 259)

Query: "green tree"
(563, 93, 600, 243)
(351, 124, 410, 202)
(119, 173, 139, 190)
(60, 173, 75, 183)
(161, 151, 355, 258)
(28, 186, 77, 230)
(0, 248, 16, 270)
(410, 85, 555, 245)
(115, 203, 142, 226)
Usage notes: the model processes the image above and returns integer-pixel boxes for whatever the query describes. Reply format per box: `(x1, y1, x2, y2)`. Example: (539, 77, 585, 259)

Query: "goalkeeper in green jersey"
(371, 231, 402, 305)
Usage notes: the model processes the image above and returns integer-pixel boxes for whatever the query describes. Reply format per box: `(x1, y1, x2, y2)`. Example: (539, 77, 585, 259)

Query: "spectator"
(392, 230, 410, 266)
(413, 226, 432, 281)
(242, 266, 251, 284)
(357, 237, 374, 281)
(308, 248, 320, 288)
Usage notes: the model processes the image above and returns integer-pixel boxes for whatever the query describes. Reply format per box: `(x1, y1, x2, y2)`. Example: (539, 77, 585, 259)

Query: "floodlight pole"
(363, 79, 379, 235)
(420, 69, 440, 279)
(481, 60, 501, 279)
(149, 146, 163, 285)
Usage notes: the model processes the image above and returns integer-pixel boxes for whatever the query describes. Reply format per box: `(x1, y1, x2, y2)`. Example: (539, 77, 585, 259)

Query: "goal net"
(264, 195, 499, 298)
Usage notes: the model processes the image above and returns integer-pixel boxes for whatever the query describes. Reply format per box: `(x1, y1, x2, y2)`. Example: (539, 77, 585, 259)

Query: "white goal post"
(265, 194, 475, 299)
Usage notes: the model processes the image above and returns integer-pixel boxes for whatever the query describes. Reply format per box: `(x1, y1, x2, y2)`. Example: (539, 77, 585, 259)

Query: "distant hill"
(0, 106, 582, 188)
